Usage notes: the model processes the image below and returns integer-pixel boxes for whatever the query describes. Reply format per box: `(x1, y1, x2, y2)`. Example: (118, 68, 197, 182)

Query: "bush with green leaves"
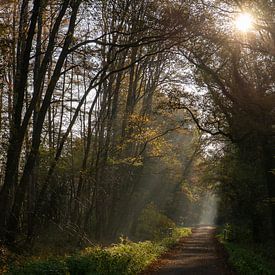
(8, 258, 68, 275)
(8, 227, 191, 275)
(135, 203, 176, 240)
(222, 223, 253, 243)
(66, 248, 131, 275)
(224, 242, 275, 275)
(217, 230, 275, 275)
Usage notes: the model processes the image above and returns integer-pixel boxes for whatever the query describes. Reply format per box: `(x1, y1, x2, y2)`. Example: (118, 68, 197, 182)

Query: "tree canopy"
(0, 0, 274, 251)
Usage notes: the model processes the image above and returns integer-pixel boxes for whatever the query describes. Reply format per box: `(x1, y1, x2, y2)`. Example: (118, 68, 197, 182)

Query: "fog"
(199, 193, 218, 225)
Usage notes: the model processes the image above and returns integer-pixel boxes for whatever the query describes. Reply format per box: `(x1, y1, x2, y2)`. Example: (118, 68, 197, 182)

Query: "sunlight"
(199, 193, 218, 225)
(235, 12, 254, 32)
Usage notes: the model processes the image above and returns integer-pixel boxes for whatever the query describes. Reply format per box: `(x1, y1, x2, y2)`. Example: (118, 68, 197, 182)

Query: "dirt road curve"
(141, 226, 234, 275)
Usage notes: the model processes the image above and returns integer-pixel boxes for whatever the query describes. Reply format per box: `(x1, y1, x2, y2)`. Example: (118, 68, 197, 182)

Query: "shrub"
(217, 229, 275, 275)
(224, 242, 274, 275)
(107, 241, 165, 274)
(8, 227, 191, 275)
(9, 258, 68, 275)
(135, 203, 176, 240)
(222, 223, 253, 243)
(66, 248, 130, 275)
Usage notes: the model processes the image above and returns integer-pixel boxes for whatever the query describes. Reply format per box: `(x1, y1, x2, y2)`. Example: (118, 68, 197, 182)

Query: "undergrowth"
(223, 242, 275, 275)
(7, 227, 191, 275)
(217, 226, 275, 275)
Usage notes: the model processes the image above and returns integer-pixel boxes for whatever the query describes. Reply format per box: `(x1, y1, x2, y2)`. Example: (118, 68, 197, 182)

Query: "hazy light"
(199, 193, 218, 225)
(235, 13, 253, 32)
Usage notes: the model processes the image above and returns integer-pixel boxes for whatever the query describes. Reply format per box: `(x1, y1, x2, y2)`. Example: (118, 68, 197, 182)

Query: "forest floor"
(141, 226, 235, 275)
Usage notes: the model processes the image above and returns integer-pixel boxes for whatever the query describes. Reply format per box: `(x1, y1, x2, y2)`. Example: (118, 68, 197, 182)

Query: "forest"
(0, 0, 274, 274)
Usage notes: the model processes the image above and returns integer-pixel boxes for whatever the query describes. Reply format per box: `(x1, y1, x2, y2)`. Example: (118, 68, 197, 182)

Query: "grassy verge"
(217, 235, 275, 275)
(7, 227, 191, 275)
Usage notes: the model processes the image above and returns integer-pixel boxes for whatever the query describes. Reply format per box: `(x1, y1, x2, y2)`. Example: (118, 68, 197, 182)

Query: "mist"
(199, 192, 218, 225)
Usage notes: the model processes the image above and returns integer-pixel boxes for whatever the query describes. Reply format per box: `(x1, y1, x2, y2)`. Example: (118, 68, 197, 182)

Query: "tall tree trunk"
(5, 1, 80, 242)
(0, 0, 40, 238)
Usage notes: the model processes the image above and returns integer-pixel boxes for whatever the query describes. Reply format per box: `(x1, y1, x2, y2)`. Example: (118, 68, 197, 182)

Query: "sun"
(235, 12, 254, 32)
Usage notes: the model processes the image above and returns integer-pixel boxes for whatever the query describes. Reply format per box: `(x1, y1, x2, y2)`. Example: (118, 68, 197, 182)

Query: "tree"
(173, 0, 275, 241)
(0, 0, 198, 245)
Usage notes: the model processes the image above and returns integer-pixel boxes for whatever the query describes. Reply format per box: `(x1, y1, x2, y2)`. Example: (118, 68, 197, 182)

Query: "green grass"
(8, 227, 191, 275)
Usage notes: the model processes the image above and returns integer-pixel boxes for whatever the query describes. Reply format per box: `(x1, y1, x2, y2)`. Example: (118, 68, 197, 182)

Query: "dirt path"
(141, 226, 234, 275)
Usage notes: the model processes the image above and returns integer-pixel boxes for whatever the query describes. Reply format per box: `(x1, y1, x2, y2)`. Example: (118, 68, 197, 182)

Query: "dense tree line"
(177, 0, 275, 242)
(0, 0, 204, 247)
(0, 0, 274, 250)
